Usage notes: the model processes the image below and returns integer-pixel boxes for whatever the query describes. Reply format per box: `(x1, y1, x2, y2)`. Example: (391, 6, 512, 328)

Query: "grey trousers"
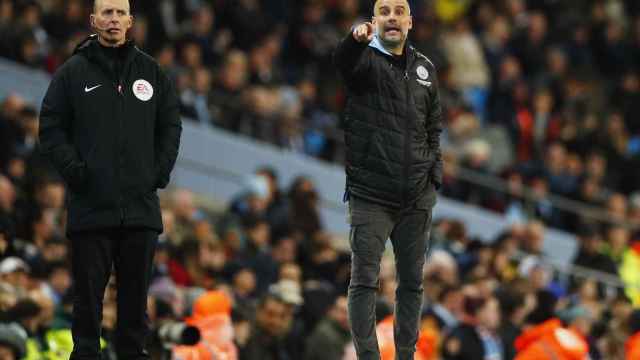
(347, 195, 434, 360)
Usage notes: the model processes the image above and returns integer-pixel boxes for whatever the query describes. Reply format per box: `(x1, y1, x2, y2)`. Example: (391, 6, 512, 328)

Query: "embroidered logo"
(84, 84, 101, 92)
(416, 65, 429, 80)
(132, 79, 153, 101)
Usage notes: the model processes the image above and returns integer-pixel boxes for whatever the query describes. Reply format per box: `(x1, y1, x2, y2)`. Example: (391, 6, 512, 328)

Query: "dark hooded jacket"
(38, 35, 182, 233)
(334, 33, 443, 209)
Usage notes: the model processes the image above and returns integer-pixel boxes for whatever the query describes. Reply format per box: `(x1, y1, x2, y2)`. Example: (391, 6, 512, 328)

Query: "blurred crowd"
(0, 135, 639, 359)
(3, 0, 640, 233)
(2, 0, 640, 359)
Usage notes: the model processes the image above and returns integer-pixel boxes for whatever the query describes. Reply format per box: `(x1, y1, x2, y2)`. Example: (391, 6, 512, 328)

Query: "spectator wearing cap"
(227, 174, 271, 221)
(0, 322, 27, 360)
(558, 305, 598, 359)
(269, 279, 306, 360)
(0, 256, 30, 297)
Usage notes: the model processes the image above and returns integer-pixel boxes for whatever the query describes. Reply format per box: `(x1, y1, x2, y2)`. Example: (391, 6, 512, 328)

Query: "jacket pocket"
(63, 161, 88, 194)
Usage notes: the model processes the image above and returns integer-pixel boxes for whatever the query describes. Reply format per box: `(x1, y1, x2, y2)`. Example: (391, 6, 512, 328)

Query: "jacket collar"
(368, 34, 393, 56)
(73, 34, 139, 81)
(368, 34, 414, 70)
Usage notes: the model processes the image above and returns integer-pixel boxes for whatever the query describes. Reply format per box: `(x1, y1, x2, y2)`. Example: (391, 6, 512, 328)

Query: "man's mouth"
(107, 28, 121, 34)
(384, 25, 401, 36)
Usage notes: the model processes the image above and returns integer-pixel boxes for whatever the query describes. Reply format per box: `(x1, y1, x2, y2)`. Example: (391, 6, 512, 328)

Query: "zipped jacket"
(39, 35, 182, 233)
(334, 33, 442, 209)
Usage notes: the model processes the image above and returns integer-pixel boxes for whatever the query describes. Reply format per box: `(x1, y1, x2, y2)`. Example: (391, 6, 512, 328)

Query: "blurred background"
(1, 0, 640, 359)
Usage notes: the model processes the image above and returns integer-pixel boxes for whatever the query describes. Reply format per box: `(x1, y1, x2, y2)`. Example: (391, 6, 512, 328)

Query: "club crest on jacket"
(416, 65, 429, 80)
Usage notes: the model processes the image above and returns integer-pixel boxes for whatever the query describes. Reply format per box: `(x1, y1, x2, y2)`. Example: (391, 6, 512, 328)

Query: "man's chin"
(380, 36, 403, 48)
(98, 32, 123, 45)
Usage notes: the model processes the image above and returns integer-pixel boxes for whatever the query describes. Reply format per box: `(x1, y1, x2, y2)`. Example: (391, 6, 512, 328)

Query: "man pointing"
(334, 0, 443, 359)
(38, 0, 182, 358)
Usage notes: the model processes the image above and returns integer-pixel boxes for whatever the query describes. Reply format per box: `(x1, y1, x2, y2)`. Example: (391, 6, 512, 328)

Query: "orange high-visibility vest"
(173, 291, 238, 360)
(514, 319, 589, 360)
(626, 332, 640, 360)
(378, 316, 433, 360)
(342, 316, 437, 360)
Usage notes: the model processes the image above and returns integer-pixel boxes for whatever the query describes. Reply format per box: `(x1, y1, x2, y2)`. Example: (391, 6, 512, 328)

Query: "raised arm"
(333, 22, 374, 83)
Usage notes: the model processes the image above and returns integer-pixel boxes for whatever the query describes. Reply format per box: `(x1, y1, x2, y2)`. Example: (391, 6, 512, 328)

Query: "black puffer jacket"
(334, 33, 443, 209)
(39, 35, 182, 233)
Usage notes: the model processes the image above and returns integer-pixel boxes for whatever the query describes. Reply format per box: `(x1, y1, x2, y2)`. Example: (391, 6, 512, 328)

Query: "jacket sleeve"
(38, 65, 87, 190)
(333, 30, 370, 84)
(426, 65, 443, 190)
(154, 68, 182, 189)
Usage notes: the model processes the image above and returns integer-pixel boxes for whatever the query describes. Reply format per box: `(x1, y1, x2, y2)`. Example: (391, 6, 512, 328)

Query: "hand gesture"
(352, 22, 374, 43)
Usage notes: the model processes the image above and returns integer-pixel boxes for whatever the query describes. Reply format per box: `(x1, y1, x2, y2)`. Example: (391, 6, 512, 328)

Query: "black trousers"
(347, 195, 434, 360)
(69, 228, 158, 360)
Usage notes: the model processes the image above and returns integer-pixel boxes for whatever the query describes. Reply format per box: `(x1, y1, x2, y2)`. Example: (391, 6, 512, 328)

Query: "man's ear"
(408, 15, 413, 30)
(126, 15, 134, 30)
(90, 14, 96, 28)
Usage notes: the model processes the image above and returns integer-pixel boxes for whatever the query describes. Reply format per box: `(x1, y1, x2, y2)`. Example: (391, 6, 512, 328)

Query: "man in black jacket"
(38, 0, 182, 358)
(334, 0, 443, 359)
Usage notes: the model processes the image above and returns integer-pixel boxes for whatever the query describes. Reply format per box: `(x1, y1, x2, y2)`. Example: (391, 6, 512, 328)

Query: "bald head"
(94, 0, 130, 14)
(373, 0, 410, 16)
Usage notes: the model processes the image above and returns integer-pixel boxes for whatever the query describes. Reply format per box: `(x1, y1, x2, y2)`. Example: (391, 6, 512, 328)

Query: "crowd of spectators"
(0, 124, 638, 358)
(3, 0, 640, 232)
(2, 0, 640, 359)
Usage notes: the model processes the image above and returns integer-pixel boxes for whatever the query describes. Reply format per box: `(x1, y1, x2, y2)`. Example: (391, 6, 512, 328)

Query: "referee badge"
(132, 79, 154, 101)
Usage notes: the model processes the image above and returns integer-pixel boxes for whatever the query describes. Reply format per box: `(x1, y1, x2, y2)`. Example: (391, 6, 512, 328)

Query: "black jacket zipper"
(117, 77, 125, 225)
(402, 68, 410, 209)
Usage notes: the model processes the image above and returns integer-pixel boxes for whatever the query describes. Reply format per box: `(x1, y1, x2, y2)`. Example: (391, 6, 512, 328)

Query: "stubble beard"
(379, 33, 405, 49)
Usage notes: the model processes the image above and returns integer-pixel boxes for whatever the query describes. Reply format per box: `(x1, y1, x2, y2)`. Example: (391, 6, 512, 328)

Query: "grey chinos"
(347, 194, 435, 360)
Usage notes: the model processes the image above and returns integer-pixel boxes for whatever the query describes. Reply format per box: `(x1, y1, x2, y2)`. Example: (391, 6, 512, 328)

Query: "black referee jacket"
(39, 35, 182, 233)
